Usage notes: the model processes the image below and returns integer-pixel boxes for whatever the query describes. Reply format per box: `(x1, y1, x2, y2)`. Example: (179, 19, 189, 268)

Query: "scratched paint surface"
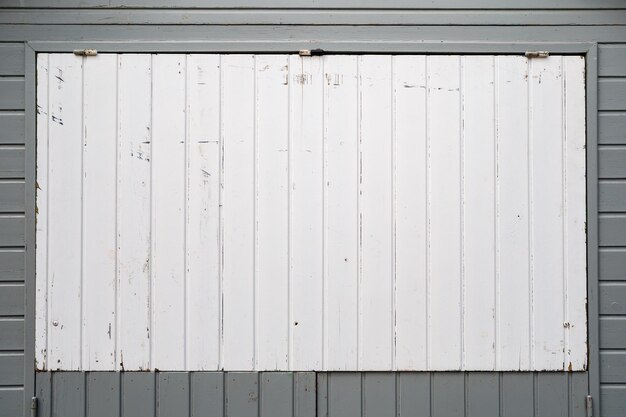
(35, 54, 587, 371)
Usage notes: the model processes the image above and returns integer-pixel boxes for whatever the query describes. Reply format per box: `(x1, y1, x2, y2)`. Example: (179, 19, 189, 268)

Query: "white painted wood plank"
(530, 57, 566, 370)
(563, 56, 587, 371)
(495, 56, 531, 370)
(117, 54, 152, 371)
(427, 56, 462, 371)
(151, 54, 186, 370)
(323, 55, 359, 371)
(35, 53, 49, 370)
(221, 54, 256, 370)
(81, 54, 117, 370)
(255, 55, 290, 370)
(461, 56, 496, 370)
(358, 55, 393, 370)
(393, 55, 428, 371)
(289, 55, 324, 370)
(185, 54, 221, 370)
(46, 53, 83, 370)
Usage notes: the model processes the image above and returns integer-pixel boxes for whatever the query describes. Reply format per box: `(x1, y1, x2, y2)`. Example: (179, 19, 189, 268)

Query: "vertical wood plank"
(427, 56, 462, 371)
(431, 373, 464, 417)
(294, 372, 316, 417)
(225, 372, 259, 417)
(327, 373, 361, 417)
(151, 54, 187, 370)
(46, 54, 83, 370)
(185, 54, 221, 370)
(221, 54, 256, 370)
(393, 56, 428, 371)
(86, 372, 120, 417)
(496, 56, 531, 371)
(35, 372, 52, 417)
(461, 56, 497, 370)
(255, 55, 290, 371)
(82, 54, 117, 370)
(259, 373, 293, 417)
(191, 372, 224, 417)
(563, 56, 587, 371)
(35, 53, 49, 370)
(397, 373, 430, 417)
(358, 55, 393, 370)
(536, 373, 568, 417)
(158, 373, 190, 417)
(289, 55, 324, 370)
(121, 372, 155, 417)
(362, 373, 396, 417)
(530, 57, 566, 370)
(466, 373, 499, 417)
(323, 55, 359, 371)
(117, 54, 152, 371)
(52, 372, 85, 417)
(501, 373, 534, 417)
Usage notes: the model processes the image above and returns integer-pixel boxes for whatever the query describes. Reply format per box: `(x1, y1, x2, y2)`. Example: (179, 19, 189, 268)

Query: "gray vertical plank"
(501, 373, 534, 417)
(225, 372, 258, 417)
(259, 372, 292, 417)
(294, 372, 315, 417)
(35, 372, 52, 417)
(397, 372, 430, 417)
(121, 372, 155, 417)
(466, 373, 499, 417)
(316, 372, 328, 417)
(431, 373, 464, 417)
(536, 373, 568, 417)
(327, 373, 361, 417)
(158, 372, 190, 417)
(362, 372, 395, 417)
(191, 372, 224, 417)
(87, 372, 120, 417)
(52, 372, 85, 417)
(569, 373, 587, 417)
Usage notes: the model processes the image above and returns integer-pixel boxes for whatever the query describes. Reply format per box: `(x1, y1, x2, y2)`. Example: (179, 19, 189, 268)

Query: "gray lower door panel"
(35, 371, 588, 417)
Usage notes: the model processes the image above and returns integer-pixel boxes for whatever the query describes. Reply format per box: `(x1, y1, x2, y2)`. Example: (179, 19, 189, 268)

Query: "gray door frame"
(22, 40, 600, 416)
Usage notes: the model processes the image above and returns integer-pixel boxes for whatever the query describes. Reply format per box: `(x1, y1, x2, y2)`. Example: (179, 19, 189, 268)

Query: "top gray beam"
(2, 0, 626, 8)
(1, 9, 626, 25)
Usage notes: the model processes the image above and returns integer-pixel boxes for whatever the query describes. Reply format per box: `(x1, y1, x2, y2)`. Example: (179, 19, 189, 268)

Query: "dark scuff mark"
(51, 115, 63, 125)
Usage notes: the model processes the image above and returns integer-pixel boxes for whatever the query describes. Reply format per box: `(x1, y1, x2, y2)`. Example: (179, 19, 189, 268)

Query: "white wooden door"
(35, 54, 587, 371)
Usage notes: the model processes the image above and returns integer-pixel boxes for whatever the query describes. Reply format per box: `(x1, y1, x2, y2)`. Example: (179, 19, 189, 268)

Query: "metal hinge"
(525, 51, 550, 58)
(299, 49, 325, 57)
(73, 49, 98, 57)
(586, 395, 593, 417)
(30, 397, 37, 417)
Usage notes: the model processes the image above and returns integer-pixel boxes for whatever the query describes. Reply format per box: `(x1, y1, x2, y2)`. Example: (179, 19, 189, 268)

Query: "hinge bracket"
(525, 51, 550, 58)
(31, 397, 37, 417)
(299, 49, 325, 57)
(73, 49, 98, 57)
(586, 395, 593, 417)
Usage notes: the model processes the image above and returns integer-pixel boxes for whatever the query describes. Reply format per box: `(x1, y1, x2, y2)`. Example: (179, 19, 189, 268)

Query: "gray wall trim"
(2, 9, 626, 26)
(34, 371, 590, 417)
(2, 26, 626, 43)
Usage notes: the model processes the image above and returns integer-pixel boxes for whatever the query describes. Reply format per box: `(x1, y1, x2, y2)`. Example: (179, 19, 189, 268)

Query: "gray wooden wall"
(1, 2, 626, 416)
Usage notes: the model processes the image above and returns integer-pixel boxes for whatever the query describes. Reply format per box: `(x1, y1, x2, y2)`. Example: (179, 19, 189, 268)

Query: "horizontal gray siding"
(35, 371, 588, 417)
(0, 43, 24, 417)
(598, 43, 626, 417)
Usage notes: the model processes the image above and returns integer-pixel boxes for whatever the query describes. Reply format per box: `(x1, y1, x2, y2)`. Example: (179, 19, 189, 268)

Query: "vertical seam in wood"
(425, 56, 431, 371)
(356, 56, 362, 371)
(218, 54, 224, 371)
(460, 56, 466, 371)
(391, 55, 397, 371)
(183, 54, 189, 371)
(494, 55, 500, 371)
(321, 56, 326, 372)
(562, 56, 570, 371)
(528, 57, 535, 371)
(79, 55, 85, 371)
(114, 53, 120, 372)
(287, 55, 292, 371)
(45, 53, 50, 370)
(252, 55, 258, 372)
